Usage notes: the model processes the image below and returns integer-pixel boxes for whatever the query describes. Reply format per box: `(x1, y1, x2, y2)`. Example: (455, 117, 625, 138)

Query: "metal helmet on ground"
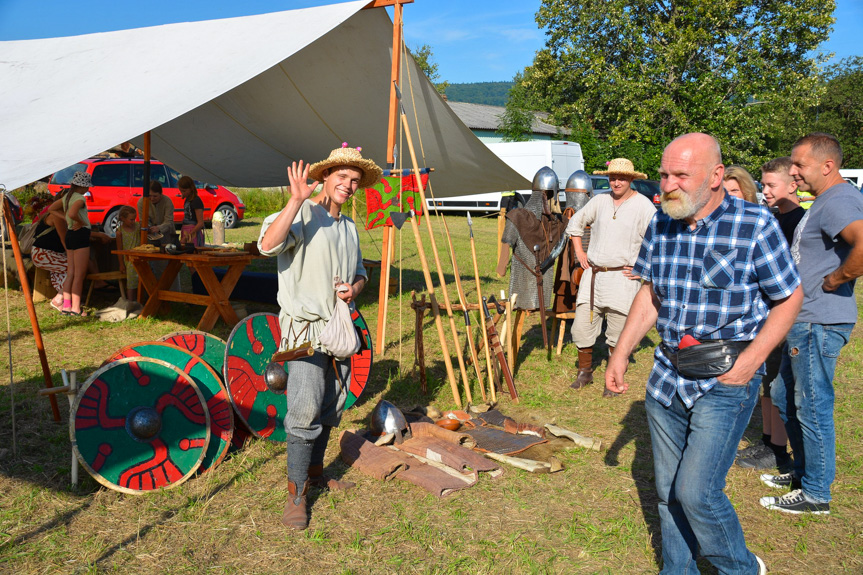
(369, 399, 409, 442)
(532, 167, 559, 194)
(564, 170, 593, 211)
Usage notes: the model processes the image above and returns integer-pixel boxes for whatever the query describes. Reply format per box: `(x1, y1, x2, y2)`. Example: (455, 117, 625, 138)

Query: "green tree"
(514, 0, 835, 172)
(499, 73, 535, 142)
(811, 56, 863, 168)
(412, 44, 449, 96)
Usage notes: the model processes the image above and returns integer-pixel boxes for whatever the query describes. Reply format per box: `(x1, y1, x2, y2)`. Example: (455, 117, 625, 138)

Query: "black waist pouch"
(662, 340, 749, 379)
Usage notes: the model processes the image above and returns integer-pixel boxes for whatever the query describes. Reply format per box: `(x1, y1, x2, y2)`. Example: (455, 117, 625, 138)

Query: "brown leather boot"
(570, 347, 593, 389)
(603, 346, 620, 397)
(308, 464, 355, 491)
(281, 480, 309, 530)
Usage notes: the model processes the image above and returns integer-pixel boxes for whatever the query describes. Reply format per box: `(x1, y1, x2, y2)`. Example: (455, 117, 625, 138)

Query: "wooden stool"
(32, 266, 56, 303)
(84, 270, 126, 307)
(550, 311, 576, 356)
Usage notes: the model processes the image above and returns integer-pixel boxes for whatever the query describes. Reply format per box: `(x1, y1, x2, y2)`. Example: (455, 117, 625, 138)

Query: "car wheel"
(103, 208, 121, 238)
(217, 205, 238, 229)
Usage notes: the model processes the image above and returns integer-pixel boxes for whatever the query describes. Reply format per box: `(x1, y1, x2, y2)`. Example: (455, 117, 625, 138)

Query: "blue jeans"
(645, 376, 761, 574)
(770, 322, 852, 503)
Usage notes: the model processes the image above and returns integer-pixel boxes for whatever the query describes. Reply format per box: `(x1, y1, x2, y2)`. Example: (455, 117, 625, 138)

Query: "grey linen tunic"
(257, 200, 366, 354)
(565, 192, 656, 314)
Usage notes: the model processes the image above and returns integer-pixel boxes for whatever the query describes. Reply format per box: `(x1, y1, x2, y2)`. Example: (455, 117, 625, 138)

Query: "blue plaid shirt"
(632, 194, 800, 407)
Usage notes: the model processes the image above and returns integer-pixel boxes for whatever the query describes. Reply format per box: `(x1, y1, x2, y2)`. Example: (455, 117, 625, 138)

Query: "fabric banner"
(364, 169, 428, 230)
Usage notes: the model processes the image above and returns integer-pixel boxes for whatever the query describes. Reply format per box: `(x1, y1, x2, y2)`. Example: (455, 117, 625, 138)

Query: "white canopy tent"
(0, 0, 530, 195)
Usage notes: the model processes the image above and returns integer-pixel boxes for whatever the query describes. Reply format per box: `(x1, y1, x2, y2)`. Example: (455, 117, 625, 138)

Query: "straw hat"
(593, 158, 646, 180)
(308, 144, 383, 188)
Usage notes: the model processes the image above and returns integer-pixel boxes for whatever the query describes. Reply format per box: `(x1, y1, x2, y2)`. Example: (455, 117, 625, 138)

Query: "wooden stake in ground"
(468, 213, 495, 403)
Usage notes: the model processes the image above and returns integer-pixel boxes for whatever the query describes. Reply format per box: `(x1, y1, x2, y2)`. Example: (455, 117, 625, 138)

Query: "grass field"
(1, 212, 861, 574)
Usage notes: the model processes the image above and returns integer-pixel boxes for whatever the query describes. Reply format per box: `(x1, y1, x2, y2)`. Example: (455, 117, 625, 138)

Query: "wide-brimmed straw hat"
(308, 144, 383, 188)
(70, 171, 92, 188)
(593, 158, 646, 180)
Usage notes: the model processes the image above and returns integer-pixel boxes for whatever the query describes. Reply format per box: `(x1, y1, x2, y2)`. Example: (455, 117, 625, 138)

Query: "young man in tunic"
(565, 158, 656, 396)
(258, 145, 381, 530)
(607, 133, 802, 573)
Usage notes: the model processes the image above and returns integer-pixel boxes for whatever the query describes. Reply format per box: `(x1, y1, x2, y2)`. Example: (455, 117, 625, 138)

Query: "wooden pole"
(406, 211, 461, 407)
(139, 132, 151, 246)
(439, 216, 481, 402)
(2, 200, 60, 421)
(398, 111, 472, 404)
(468, 213, 496, 403)
(374, 0, 405, 353)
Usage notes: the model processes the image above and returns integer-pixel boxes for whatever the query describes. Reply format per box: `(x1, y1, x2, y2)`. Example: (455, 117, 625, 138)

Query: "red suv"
(47, 158, 245, 235)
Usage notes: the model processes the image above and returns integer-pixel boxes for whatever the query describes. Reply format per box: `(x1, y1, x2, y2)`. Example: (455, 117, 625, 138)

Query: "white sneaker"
(755, 555, 767, 575)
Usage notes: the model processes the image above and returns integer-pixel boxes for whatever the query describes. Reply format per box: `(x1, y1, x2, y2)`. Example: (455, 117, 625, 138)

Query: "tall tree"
(811, 56, 863, 168)
(513, 0, 835, 171)
(412, 44, 449, 96)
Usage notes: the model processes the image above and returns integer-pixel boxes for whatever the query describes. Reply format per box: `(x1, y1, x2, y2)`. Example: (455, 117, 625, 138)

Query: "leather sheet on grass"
(339, 430, 405, 481)
(462, 425, 548, 455)
(408, 422, 475, 448)
(395, 436, 499, 474)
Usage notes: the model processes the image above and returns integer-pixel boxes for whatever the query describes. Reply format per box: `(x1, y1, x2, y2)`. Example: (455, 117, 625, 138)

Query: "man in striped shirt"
(606, 133, 802, 574)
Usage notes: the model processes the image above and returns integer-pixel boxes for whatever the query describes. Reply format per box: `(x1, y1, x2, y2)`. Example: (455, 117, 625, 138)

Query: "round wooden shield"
(224, 313, 287, 443)
(70, 357, 210, 494)
(104, 342, 234, 474)
(347, 308, 373, 409)
(159, 331, 227, 379)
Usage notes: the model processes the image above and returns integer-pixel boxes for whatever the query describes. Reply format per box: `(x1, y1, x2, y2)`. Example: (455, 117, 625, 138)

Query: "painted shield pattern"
(347, 308, 373, 409)
(224, 313, 287, 443)
(104, 342, 234, 474)
(70, 357, 210, 494)
(159, 331, 227, 379)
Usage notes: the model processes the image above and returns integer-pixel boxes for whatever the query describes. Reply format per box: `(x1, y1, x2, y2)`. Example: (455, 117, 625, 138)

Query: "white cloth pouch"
(317, 297, 361, 360)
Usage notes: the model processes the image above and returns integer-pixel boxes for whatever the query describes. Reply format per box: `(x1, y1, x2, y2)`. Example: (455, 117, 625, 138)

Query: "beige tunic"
(565, 192, 655, 314)
(258, 200, 366, 354)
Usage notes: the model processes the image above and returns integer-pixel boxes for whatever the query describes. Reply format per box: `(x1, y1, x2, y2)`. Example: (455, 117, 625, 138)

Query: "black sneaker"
(760, 489, 830, 515)
(759, 472, 801, 490)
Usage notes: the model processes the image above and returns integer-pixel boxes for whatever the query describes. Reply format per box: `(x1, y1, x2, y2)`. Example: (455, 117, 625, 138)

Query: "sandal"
(62, 310, 89, 317)
(50, 301, 63, 312)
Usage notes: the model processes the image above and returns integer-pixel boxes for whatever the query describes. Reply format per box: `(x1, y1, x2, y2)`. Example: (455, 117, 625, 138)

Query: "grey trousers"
(570, 303, 628, 349)
(283, 352, 351, 443)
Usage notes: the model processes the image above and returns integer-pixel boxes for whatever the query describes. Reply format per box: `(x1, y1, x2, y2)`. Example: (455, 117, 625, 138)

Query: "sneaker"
(759, 472, 801, 490)
(755, 555, 767, 575)
(759, 489, 830, 515)
(736, 448, 777, 469)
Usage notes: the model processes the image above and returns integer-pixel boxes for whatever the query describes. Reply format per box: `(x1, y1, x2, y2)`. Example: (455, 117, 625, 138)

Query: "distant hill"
(445, 82, 514, 107)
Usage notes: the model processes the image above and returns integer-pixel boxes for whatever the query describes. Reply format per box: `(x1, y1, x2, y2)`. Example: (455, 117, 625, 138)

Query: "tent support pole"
(139, 132, 151, 247)
(2, 200, 60, 422)
(374, 0, 407, 354)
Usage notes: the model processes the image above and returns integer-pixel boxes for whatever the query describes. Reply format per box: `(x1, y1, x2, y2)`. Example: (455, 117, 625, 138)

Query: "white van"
(839, 169, 863, 189)
(426, 140, 585, 212)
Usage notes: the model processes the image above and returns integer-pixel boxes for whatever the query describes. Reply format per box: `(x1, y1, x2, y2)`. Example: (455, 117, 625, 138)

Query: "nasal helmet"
(532, 167, 559, 195)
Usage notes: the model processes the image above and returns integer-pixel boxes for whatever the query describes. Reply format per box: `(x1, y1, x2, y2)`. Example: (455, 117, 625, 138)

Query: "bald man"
(760, 133, 863, 516)
(607, 133, 802, 574)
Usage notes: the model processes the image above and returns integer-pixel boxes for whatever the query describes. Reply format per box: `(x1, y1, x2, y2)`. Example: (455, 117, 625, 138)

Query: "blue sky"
(0, 0, 859, 84)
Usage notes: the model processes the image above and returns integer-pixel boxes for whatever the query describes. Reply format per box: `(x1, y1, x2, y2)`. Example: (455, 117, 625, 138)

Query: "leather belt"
(589, 264, 626, 320)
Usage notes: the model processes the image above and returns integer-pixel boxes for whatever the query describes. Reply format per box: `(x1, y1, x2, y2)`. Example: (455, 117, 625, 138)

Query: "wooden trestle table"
(113, 249, 263, 331)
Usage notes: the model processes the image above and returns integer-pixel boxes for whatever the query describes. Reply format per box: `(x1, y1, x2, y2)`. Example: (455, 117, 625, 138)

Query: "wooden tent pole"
(468, 214, 496, 403)
(2, 200, 60, 421)
(373, 0, 407, 354)
(139, 132, 151, 246)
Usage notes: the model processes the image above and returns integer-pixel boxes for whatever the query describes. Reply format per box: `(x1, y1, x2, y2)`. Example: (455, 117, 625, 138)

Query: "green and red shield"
(70, 357, 210, 494)
(104, 342, 233, 474)
(159, 331, 227, 378)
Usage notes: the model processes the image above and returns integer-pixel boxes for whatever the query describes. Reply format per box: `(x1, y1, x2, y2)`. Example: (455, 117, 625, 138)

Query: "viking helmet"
(369, 400, 409, 441)
(532, 167, 559, 194)
(564, 170, 593, 211)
